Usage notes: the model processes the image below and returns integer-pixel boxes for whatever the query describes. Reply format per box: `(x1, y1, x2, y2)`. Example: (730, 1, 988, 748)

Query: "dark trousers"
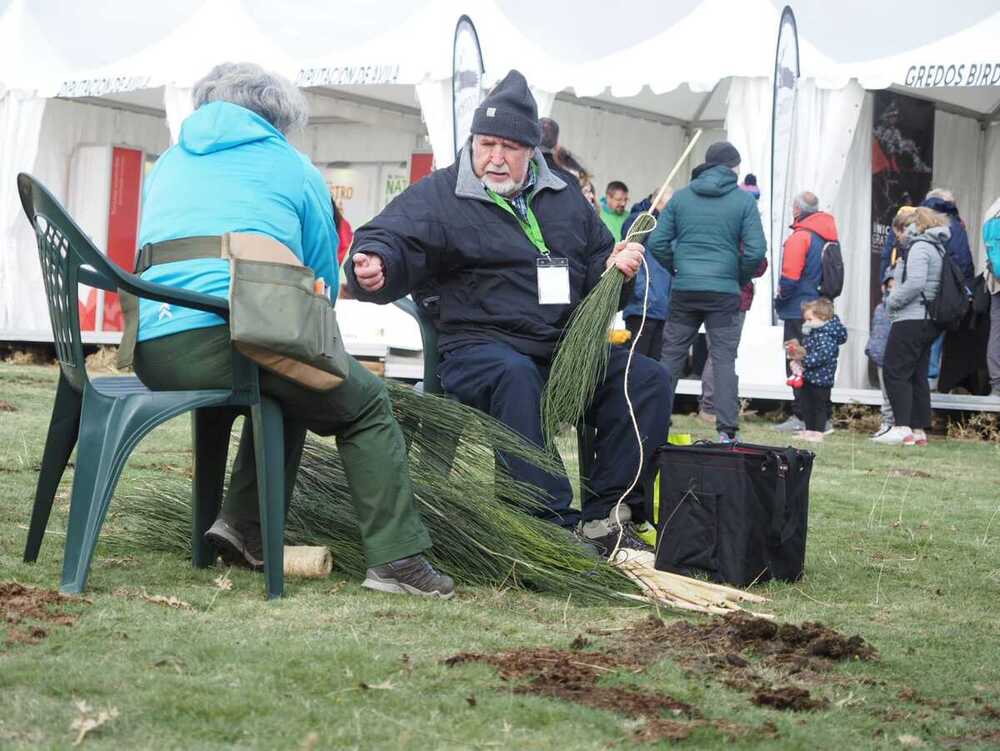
(439, 341, 673, 527)
(883, 319, 940, 429)
(783, 319, 805, 419)
(624, 316, 665, 361)
(800, 383, 831, 431)
(661, 304, 742, 435)
(134, 325, 432, 566)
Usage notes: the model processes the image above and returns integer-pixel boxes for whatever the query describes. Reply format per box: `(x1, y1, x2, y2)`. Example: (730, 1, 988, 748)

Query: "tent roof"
(3, 0, 1000, 120)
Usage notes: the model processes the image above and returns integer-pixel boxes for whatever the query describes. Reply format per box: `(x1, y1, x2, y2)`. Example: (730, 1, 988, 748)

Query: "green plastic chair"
(17, 173, 287, 599)
(391, 297, 595, 503)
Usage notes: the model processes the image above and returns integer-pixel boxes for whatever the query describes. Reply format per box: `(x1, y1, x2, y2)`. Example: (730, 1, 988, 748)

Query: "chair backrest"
(392, 297, 442, 394)
(16, 174, 127, 392)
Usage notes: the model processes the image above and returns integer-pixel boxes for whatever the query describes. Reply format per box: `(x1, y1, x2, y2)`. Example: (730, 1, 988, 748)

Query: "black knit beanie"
(705, 141, 741, 168)
(471, 70, 540, 147)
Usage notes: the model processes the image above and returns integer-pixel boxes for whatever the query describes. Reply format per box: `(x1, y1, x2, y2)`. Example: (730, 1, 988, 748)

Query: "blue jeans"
(928, 332, 944, 381)
(439, 341, 673, 527)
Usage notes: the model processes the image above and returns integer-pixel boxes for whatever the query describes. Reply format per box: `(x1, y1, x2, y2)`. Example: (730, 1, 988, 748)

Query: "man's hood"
(922, 195, 959, 218)
(178, 101, 284, 155)
(792, 211, 838, 242)
(688, 164, 739, 197)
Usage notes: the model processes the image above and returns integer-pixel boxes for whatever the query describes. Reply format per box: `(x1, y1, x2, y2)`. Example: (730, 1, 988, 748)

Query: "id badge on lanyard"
(536, 257, 570, 305)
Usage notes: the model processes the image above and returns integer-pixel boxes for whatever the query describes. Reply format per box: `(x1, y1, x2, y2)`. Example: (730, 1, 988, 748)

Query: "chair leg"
(251, 398, 285, 600)
(191, 407, 240, 568)
(24, 373, 82, 563)
(59, 391, 125, 594)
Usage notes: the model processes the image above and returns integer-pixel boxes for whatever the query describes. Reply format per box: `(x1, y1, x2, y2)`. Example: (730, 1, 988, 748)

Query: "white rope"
(608, 219, 653, 563)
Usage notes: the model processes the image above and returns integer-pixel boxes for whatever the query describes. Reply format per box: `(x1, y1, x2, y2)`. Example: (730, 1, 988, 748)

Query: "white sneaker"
(912, 429, 928, 446)
(871, 426, 913, 445)
(823, 419, 834, 435)
(870, 423, 893, 438)
(774, 415, 805, 433)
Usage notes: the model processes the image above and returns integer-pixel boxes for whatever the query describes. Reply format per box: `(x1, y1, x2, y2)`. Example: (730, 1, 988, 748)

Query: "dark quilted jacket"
(802, 315, 848, 387)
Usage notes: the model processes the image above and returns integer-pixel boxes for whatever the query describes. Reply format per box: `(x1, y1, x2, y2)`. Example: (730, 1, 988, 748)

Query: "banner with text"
(870, 91, 934, 317)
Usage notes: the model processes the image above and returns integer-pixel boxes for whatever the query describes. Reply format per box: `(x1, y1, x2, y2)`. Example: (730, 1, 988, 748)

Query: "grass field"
(2, 361, 999, 750)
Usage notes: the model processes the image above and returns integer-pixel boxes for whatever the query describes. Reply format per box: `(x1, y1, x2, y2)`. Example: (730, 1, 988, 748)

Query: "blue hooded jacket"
(621, 197, 671, 321)
(137, 101, 338, 341)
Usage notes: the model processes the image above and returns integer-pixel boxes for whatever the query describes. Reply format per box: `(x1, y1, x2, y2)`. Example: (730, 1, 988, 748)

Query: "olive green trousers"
(135, 325, 431, 566)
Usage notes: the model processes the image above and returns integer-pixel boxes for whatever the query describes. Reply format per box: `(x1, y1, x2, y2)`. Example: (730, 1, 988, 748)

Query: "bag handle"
(768, 449, 798, 547)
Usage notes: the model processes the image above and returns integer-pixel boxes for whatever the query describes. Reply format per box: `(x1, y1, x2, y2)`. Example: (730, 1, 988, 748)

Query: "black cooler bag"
(654, 442, 814, 586)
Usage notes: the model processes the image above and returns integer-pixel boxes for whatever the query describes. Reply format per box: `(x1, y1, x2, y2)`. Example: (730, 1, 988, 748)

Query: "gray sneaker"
(774, 415, 805, 433)
(823, 419, 835, 435)
(205, 517, 263, 571)
(579, 506, 653, 558)
(363, 555, 455, 599)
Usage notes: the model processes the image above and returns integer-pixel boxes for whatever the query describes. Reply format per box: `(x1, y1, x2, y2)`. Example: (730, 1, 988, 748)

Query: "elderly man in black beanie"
(346, 70, 673, 556)
(646, 141, 767, 443)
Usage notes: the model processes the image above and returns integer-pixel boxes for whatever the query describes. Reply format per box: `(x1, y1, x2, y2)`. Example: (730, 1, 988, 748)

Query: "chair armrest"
(115, 269, 230, 318)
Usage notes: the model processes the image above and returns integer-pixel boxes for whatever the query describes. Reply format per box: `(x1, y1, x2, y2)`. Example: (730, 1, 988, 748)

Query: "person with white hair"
(773, 190, 840, 433)
(128, 62, 453, 598)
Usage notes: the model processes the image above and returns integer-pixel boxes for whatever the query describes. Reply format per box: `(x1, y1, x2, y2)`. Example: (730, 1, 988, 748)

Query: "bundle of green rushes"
(107, 382, 636, 602)
(541, 212, 658, 446)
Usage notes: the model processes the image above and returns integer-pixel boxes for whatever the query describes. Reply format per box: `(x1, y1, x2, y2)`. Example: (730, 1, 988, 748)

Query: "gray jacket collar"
(455, 143, 567, 203)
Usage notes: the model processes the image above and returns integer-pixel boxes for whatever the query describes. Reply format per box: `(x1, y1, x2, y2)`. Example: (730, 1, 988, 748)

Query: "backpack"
(984, 213, 1000, 278)
(818, 239, 844, 298)
(904, 240, 971, 331)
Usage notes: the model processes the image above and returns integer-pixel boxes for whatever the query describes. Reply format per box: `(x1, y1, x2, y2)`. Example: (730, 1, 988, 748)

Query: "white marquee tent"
(2, 0, 999, 405)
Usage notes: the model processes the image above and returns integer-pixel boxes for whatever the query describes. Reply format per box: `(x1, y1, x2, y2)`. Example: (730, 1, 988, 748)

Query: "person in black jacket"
(346, 70, 672, 556)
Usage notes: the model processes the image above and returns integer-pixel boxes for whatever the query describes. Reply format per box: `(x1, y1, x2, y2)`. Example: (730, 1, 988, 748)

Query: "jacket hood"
(922, 196, 959, 217)
(904, 223, 952, 248)
(628, 197, 653, 214)
(792, 211, 838, 241)
(688, 164, 738, 197)
(179, 101, 284, 155)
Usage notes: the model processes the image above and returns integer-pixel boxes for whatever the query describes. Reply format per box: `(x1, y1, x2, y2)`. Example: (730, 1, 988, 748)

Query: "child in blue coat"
(865, 268, 896, 437)
(795, 297, 848, 442)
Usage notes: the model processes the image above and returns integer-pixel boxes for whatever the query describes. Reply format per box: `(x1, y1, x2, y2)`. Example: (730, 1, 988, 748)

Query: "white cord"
(608, 247, 651, 563)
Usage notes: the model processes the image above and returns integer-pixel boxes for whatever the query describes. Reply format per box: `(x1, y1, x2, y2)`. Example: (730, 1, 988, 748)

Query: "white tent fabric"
(932, 110, 985, 263)
(831, 94, 874, 389)
(0, 92, 46, 333)
(163, 85, 194, 145)
(2, 0, 1000, 393)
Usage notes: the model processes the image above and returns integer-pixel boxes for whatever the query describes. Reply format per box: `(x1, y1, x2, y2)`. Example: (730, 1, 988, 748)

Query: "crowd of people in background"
(538, 112, 1000, 447)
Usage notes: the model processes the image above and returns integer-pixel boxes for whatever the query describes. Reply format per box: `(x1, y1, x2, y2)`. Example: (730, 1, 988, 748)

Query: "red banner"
(79, 146, 143, 331)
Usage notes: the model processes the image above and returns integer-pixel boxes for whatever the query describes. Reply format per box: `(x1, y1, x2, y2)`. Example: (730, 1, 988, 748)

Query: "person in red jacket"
(773, 191, 840, 433)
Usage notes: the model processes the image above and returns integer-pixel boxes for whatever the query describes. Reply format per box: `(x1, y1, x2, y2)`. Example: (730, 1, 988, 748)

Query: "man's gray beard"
(482, 175, 526, 197)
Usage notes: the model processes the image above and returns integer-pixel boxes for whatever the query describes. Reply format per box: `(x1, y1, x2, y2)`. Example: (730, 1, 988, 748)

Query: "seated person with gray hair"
(131, 62, 453, 598)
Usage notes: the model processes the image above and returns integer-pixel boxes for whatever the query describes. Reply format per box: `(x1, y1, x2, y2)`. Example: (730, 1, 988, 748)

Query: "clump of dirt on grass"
(0, 400, 17, 412)
(445, 642, 769, 744)
(444, 613, 875, 743)
(2, 582, 83, 648)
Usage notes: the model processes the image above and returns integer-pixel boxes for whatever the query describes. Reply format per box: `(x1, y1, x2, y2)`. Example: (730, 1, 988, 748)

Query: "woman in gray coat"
(873, 207, 949, 446)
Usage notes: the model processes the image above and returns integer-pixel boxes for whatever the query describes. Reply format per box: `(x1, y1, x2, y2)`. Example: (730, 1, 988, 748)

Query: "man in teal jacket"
(646, 142, 767, 441)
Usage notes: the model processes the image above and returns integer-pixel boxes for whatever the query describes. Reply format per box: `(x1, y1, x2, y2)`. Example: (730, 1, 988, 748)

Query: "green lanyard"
(486, 189, 551, 257)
